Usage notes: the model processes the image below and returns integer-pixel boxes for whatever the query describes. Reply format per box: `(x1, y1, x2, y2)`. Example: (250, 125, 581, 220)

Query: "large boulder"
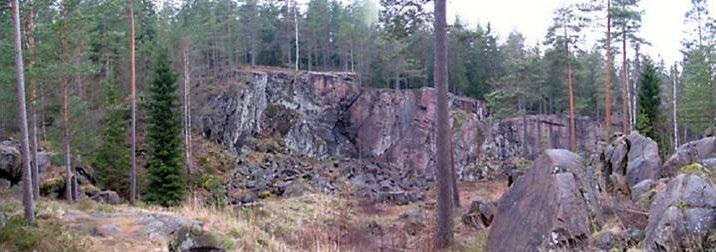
(0, 140, 21, 185)
(644, 174, 716, 251)
(602, 132, 662, 190)
(663, 137, 716, 177)
(488, 149, 600, 251)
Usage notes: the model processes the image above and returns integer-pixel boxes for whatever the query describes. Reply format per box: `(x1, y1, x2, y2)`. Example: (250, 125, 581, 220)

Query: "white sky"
(447, 0, 710, 64)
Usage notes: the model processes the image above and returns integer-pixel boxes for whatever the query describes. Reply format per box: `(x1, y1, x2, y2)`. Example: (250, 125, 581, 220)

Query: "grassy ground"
(0, 180, 505, 251)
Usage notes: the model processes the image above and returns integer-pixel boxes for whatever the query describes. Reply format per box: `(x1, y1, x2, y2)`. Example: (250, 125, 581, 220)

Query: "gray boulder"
(663, 137, 716, 177)
(169, 225, 229, 252)
(0, 140, 21, 185)
(488, 149, 600, 251)
(644, 174, 716, 251)
(91, 190, 122, 205)
(462, 199, 496, 229)
(603, 132, 662, 190)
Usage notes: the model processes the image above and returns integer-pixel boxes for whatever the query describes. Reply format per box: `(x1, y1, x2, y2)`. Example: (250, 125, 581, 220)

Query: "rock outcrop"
(488, 149, 600, 251)
(602, 132, 662, 190)
(0, 139, 53, 186)
(198, 69, 492, 180)
(0, 139, 22, 185)
(169, 225, 229, 252)
(663, 137, 716, 177)
(644, 174, 716, 251)
(197, 69, 607, 185)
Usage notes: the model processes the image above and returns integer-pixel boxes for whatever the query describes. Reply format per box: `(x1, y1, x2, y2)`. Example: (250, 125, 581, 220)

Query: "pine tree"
(145, 50, 186, 207)
(636, 59, 661, 141)
(545, 5, 590, 151)
(433, 0, 453, 248)
(93, 76, 130, 197)
(612, 0, 644, 134)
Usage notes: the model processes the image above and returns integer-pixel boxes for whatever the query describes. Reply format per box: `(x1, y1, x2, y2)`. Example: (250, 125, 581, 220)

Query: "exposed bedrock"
(196, 68, 604, 182)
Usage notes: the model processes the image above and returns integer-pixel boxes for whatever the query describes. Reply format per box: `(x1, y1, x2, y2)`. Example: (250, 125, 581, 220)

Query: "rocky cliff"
(196, 69, 491, 180)
(196, 68, 604, 183)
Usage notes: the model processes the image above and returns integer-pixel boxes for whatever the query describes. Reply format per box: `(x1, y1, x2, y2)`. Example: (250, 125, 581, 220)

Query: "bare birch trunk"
(183, 42, 193, 174)
(12, 0, 36, 223)
(622, 30, 630, 134)
(27, 0, 40, 200)
(294, 0, 299, 71)
(673, 66, 679, 149)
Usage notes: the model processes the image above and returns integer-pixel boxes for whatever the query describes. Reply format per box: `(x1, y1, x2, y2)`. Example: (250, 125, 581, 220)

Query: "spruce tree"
(145, 50, 186, 207)
(636, 59, 661, 141)
(93, 76, 130, 197)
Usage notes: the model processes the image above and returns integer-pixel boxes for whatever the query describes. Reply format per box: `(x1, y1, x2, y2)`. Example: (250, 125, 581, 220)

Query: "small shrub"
(0, 200, 21, 213)
(0, 217, 42, 251)
(199, 174, 227, 208)
(0, 216, 90, 252)
(40, 177, 65, 196)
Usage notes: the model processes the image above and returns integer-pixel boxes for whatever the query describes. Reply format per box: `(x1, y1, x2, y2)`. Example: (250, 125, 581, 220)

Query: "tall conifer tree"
(145, 50, 186, 207)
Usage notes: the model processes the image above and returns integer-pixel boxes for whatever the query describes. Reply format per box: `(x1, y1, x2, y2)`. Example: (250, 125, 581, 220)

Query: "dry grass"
(0, 178, 505, 252)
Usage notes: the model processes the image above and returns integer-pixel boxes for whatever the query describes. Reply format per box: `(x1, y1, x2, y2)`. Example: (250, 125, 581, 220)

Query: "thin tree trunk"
(450, 138, 459, 208)
(62, 76, 73, 201)
(129, 0, 138, 205)
(250, 0, 257, 67)
(672, 65, 679, 149)
(632, 44, 640, 130)
(621, 30, 630, 134)
(350, 44, 355, 72)
(565, 26, 577, 152)
(294, 0, 299, 71)
(521, 97, 528, 156)
(59, 11, 73, 201)
(12, 0, 36, 223)
(183, 42, 193, 175)
(568, 57, 577, 151)
(27, 0, 40, 200)
(605, 0, 613, 135)
(434, 0, 453, 248)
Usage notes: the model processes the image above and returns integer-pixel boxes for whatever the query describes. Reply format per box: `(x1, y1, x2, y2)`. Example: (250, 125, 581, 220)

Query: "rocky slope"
(196, 68, 604, 181)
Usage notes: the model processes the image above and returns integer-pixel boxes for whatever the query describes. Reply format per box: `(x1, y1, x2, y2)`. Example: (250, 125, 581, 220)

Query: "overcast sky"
(446, 0, 711, 64)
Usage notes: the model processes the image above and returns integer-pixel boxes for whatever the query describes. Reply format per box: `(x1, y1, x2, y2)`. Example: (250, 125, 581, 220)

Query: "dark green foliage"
(92, 77, 130, 197)
(636, 59, 661, 141)
(681, 48, 715, 137)
(144, 50, 186, 207)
